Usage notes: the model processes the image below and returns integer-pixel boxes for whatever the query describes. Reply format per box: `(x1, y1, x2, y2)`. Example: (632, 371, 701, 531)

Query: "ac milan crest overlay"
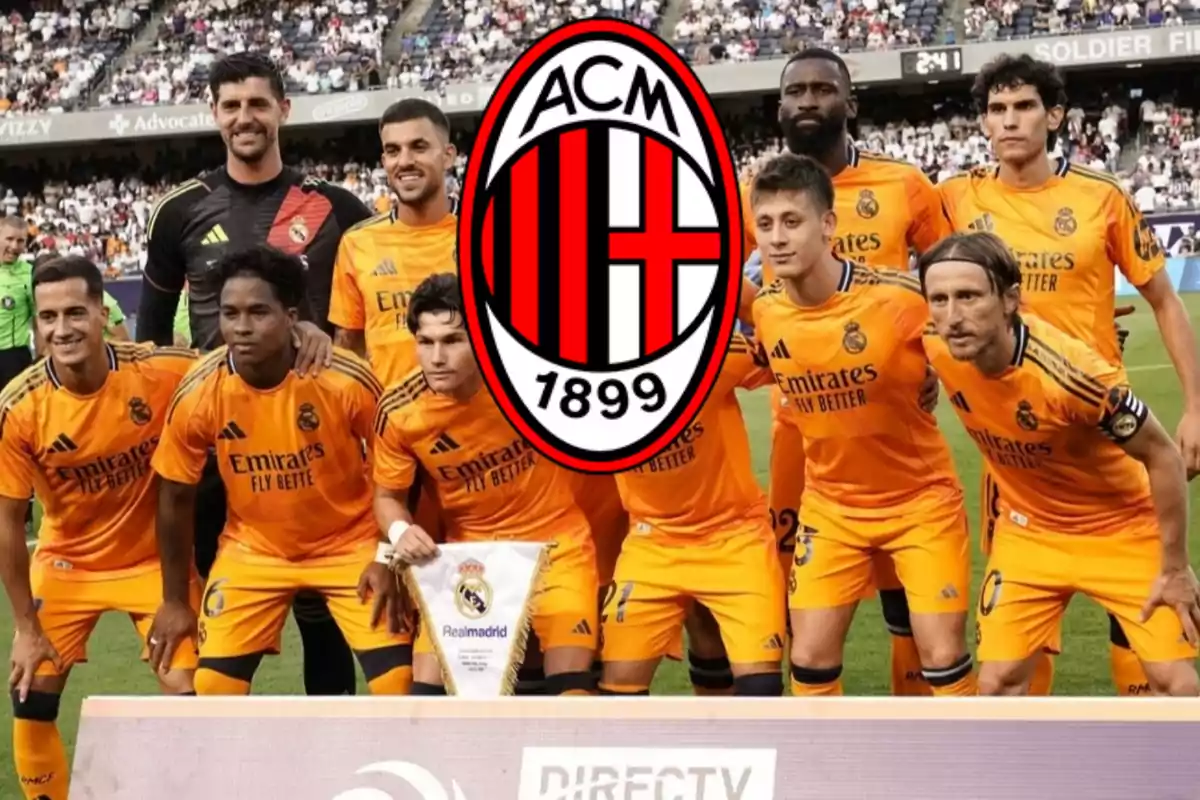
(458, 18, 744, 474)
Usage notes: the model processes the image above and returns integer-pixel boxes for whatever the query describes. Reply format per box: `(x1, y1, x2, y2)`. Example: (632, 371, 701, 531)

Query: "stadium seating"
(963, 0, 1200, 41)
(1125, 96, 1200, 212)
(0, 0, 150, 114)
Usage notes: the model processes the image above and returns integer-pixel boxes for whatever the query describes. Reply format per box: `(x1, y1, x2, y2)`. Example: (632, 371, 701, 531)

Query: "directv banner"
(70, 697, 1200, 799)
(5, 25, 1199, 148)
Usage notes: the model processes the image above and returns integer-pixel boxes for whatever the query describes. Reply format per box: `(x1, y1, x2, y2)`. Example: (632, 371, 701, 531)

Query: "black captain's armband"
(1098, 385, 1149, 444)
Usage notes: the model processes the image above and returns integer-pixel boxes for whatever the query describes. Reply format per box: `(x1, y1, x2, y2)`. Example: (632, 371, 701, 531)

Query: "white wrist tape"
(375, 542, 395, 565)
(387, 520, 411, 546)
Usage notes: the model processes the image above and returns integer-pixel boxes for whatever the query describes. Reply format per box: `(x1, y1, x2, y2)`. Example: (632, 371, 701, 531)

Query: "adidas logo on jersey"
(217, 421, 248, 440)
(968, 214, 995, 233)
(372, 259, 399, 277)
(429, 432, 460, 454)
(571, 619, 592, 636)
(770, 339, 791, 359)
(48, 433, 78, 454)
(949, 392, 971, 412)
(762, 633, 784, 651)
(202, 224, 229, 245)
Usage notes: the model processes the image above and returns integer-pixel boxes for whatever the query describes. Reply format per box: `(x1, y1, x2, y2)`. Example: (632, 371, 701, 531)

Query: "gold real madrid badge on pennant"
(403, 542, 549, 696)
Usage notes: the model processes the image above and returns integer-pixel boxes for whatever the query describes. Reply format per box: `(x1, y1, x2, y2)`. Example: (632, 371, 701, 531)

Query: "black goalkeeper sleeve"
(136, 280, 182, 346)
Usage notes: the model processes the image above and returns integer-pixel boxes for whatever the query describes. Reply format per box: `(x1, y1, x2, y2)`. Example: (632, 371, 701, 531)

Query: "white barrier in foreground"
(71, 697, 1200, 800)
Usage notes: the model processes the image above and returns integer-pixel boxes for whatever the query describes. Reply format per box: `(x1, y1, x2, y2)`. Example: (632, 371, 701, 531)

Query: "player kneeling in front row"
(375, 273, 598, 696)
(749, 154, 975, 697)
(0, 257, 202, 800)
(600, 332, 786, 696)
(147, 245, 413, 696)
(920, 232, 1200, 696)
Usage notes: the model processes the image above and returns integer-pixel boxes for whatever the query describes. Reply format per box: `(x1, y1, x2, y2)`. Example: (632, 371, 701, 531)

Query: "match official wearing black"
(135, 53, 376, 696)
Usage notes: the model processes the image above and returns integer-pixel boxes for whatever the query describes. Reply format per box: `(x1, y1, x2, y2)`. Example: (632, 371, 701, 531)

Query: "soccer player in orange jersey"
(938, 54, 1200, 696)
(733, 49, 951, 697)
(750, 154, 974, 698)
(919, 231, 1200, 696)
(0, 257, 201, 800)
(146, 246, 411, 696)
(598, 333, 786, 696)
(374, 274, 598, 696)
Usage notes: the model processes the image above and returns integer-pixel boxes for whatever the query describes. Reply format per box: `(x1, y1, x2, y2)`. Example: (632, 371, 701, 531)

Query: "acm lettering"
(774, 364, 880, 414)
(521, 54, 679, 137)
(229, 443, 326, 493)
(55, 438, 159, 494)
(376, 288, 416, 330)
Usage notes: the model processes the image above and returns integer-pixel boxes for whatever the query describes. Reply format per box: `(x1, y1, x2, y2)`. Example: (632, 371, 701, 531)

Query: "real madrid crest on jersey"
(842, 321, 867, 354)
(454, 558, 492, 619)
(1054, 208, 1077, 236)
(855, 189, 879, 219)
(1015, 399, 1039, 432)
(296, 402, 320, 432)
(128, 397, 152, 426)
(289, 216, 310, 245)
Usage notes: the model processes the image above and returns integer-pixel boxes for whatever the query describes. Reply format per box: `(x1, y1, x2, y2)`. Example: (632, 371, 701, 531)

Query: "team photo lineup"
(1, 24, 1200, 799)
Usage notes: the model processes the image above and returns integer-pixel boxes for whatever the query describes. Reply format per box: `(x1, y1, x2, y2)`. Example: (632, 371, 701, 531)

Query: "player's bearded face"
(34, 278, 107, 367)
(381, 119, 456, 208)
(415, 311, 477, 394)
(924, 260, 1019, 362)
(212, 78, 289, 164)
(219, 276, 297, 369)
(778, 62, 853, 156)
(752, 190, 836, 279)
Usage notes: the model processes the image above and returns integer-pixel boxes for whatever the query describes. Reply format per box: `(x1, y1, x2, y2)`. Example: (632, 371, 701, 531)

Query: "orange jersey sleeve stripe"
(166, 348, 229, 422)
(1023, 335, 1108, 409)
(373, 370, 430, 437)
(329, 352, 385, 399)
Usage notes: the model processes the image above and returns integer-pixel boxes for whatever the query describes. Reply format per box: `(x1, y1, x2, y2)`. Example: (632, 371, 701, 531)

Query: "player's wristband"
(387, 520, 411, 546)
(375, 542, 395, 565)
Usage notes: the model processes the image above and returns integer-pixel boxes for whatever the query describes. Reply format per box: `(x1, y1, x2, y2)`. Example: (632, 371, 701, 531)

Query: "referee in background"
(135, 53, 378, 696)
(0, 216, 33, 393)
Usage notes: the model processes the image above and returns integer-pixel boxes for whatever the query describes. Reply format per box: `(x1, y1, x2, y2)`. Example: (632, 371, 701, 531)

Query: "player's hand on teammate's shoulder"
(146, 599, 198, 675)
(393, 524, 439, 566)
(291, 321, 334, 377)
(1141, 565, 1200, 647)
(357, 562, 406, 634)
(9, 625, 62, 702)
(918, 364, 940, 413)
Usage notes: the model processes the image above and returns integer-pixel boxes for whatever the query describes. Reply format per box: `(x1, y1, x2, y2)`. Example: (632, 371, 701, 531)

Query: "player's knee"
(516, 666, 547, 696)
(879, 589, 913, 636)
(790, 663, 842, 689)
(921, 653, 973, 688)
(976, 663, 1027, 696)
(11, 689, 61, 722)
(1108, 614, 1132, 650)
(733, 671, 783, 697)
(688, 651, 733, 691)
(1145, 664, 1200, 697)
(411, 681, 447, 696)
(545, 670, 597, 696)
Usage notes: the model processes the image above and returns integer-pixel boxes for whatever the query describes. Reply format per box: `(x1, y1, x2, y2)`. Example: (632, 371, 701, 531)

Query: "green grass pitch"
(1, 295, 1198, 794)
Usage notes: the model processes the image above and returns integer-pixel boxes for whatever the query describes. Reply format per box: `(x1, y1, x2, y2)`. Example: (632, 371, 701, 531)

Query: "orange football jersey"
(752, 262, 961, 516)
(373, 372, 591, 541)
(153, 348, 382, 559)
(615, 333, 772, 538)
(328, 210, 458, 386)
(0, 342, 197, 574)
(937, 160, 1165, 366)
(742, 143, 950, 282)
(925, 314, 1155, 534)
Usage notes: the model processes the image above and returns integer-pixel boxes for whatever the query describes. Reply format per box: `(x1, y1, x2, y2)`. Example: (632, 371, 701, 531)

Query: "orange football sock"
(194, 668, 252, 695)
(14, 717, 70, 800)
(367, 666, 413, 695)
(890, 634, 932, 697)
(1027, 651, 1055, 696)
(790, 664, 844, 696)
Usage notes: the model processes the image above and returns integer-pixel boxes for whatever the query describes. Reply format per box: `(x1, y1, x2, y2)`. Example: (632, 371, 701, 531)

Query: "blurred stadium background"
(2, 0, 1200, 793)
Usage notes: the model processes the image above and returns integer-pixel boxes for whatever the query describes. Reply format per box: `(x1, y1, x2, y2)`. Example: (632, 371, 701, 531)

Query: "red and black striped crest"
(459, 19, 743, 474)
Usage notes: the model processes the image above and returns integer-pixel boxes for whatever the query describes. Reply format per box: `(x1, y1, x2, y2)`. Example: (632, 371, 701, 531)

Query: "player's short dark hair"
(781, 47, 852, 89)
(917, 231, 1022, 297)
(209, 52, 286, 103)
(32, 251, 59, 269)
(750, 153, 835, 213)
(31, 255, 104, 302)
(380, 98, 451, 139)
(972, 54, 1067, 114)
(406, 273, 463, 334)
(217, 245, 307, 310)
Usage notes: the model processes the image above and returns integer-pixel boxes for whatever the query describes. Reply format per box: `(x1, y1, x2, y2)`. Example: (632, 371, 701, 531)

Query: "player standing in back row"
(938, 54, 1200, 696)
(736, 48, 950, 697)
(134, 52, 374, 697)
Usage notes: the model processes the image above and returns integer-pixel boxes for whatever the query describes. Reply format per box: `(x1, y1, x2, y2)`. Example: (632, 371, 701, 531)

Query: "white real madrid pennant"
(404, 542, 549, 697)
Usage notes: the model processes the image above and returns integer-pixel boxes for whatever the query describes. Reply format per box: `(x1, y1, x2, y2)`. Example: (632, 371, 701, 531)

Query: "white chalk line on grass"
(1128, 363, 1171, 373)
